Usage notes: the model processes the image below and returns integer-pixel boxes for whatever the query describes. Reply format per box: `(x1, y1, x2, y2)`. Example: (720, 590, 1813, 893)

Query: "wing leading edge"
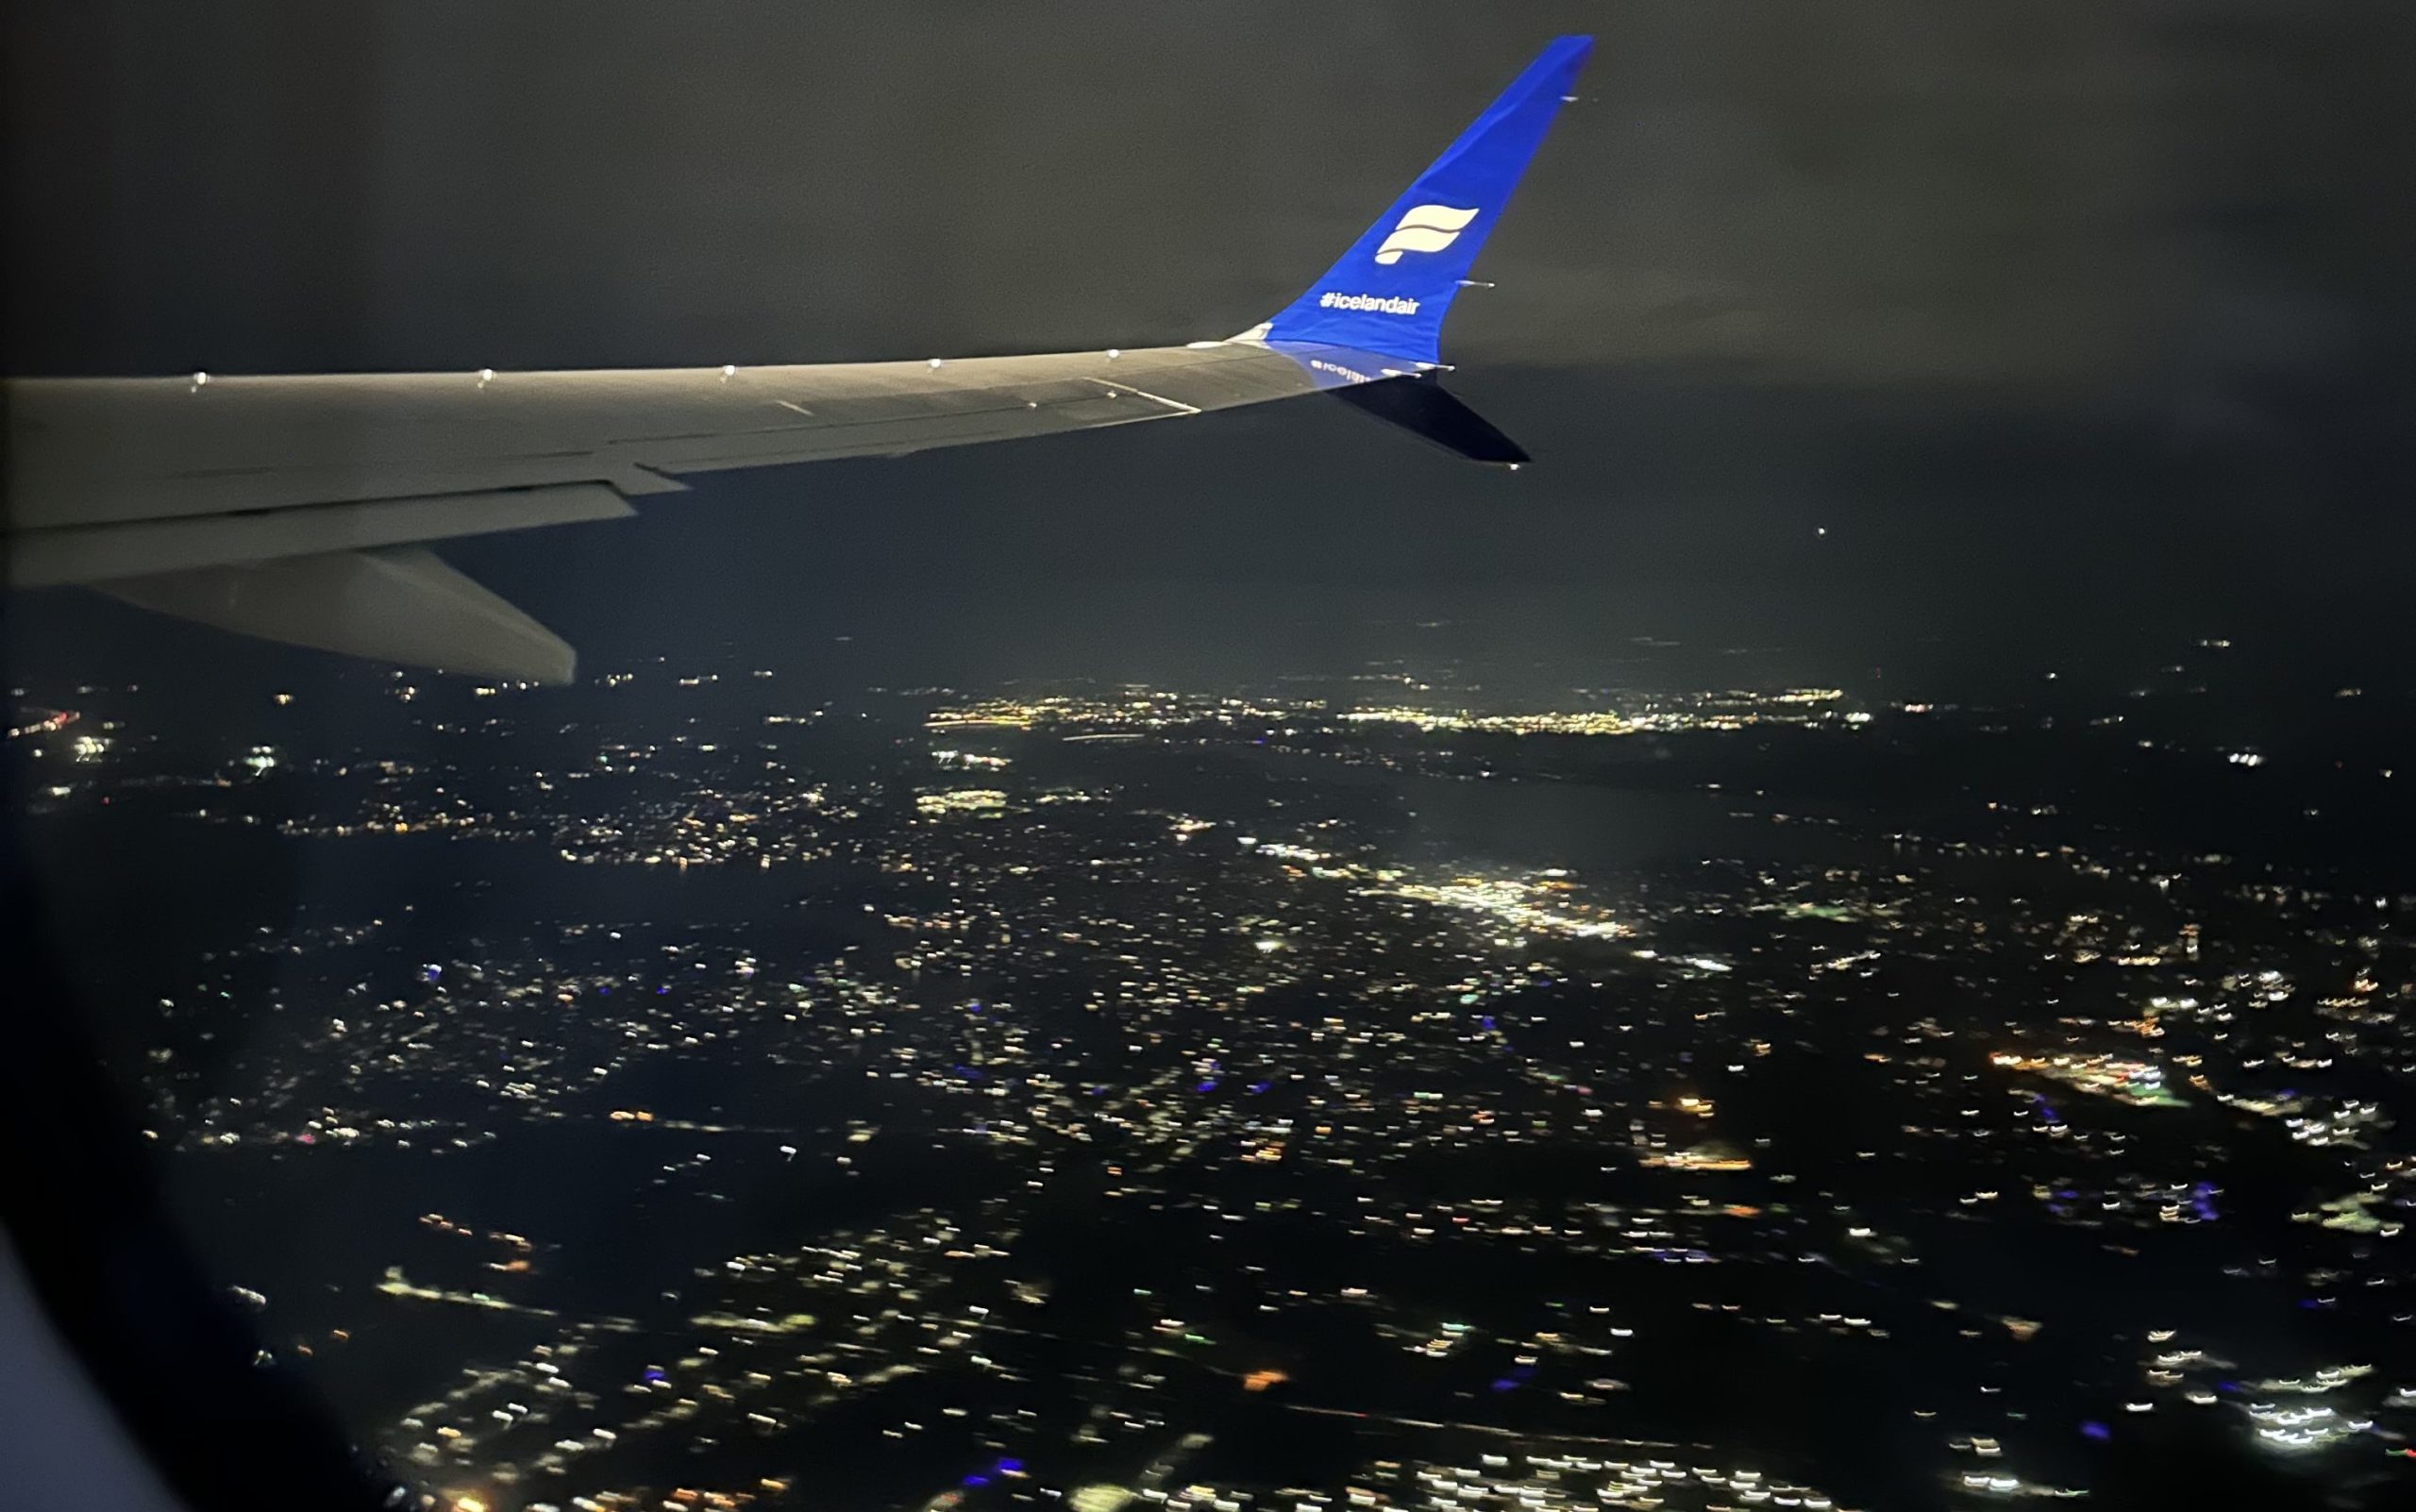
(1, 37, 1590, 681)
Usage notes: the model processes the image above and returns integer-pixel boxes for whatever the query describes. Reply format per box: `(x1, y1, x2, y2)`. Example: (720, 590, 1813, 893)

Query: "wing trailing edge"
(10, 481, 634, 589)
(97, 546, 579, 684)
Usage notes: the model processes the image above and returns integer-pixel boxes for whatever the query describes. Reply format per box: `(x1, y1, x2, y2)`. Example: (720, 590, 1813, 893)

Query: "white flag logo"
(1373, 204, 1480, 264)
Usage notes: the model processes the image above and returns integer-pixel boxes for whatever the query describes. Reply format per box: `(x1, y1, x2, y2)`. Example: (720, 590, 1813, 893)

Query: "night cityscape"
(12, 628, 2415, 1511)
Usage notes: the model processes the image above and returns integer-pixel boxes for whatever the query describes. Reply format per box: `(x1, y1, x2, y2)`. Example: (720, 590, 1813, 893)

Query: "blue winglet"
(1255, 36, 1592, 366)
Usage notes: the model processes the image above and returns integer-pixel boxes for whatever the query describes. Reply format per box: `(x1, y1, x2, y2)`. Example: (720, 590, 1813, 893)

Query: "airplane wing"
(2, 36, 1591, 682)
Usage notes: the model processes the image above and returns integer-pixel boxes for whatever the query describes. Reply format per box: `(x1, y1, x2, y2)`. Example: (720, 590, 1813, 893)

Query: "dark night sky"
(7, 1, 2415, 695)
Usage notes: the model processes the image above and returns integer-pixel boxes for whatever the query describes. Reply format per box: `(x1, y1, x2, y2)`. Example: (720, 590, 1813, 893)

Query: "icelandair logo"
(1319, 291, 1420, 315)
(1373, 203, 1479, 264)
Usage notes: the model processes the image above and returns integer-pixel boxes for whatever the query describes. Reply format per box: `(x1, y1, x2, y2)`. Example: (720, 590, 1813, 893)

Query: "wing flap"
(8, 481, 635, 589)
(96, 546, 578, 683)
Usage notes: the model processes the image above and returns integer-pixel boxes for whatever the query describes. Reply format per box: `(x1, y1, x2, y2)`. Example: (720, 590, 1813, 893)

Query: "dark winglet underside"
(1327, 376, 1530, 466)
